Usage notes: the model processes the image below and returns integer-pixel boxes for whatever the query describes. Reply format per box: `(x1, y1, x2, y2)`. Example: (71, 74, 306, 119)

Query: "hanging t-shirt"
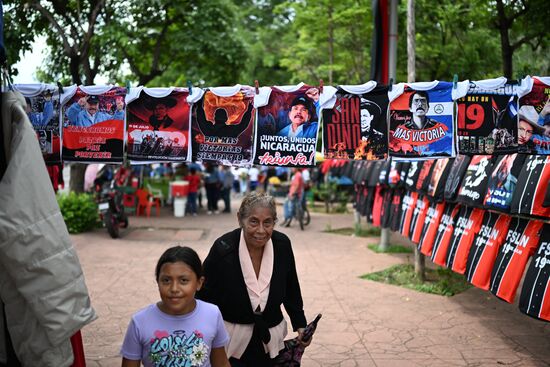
(368, 161, 384, 187)
(490, 218, 544, 303)
(14, 83, 62, 164)
(466, 212, 512, 291)
(483, 153, 526, 212)
(409, 195, 430, 244)
(544, 184, 550, 207)
(320, 82, 389, 160)
(456, 78, 519, 155)
(121, 301, 229, 367)
(388, 161, 404, 188)
(399, 191, 418, 236)
(414, 159, 435, 194)
(418, 201, 447, 257)
(516, 76, 550, 154)
(388, 81, 467, 160)
(519, 224, 550, 322)
(445, 207, 485, 274)
(404, 161, 423, 190)
(426, 158, 452, 202)
(188, 85, 255, 166)
(253, 83, 319, 167)
(126, 87, 190, 162)
(510, 155, 550, 219)
(443, 155, 472, 202)
(371, 185, 385, 227)
(61, 85, 126, 163)
(431, 204, 461, 267)
(456, 155, 495, 208)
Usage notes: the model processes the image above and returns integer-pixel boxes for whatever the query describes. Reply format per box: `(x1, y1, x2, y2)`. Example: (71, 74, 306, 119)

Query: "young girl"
(121, 246, 231, 367)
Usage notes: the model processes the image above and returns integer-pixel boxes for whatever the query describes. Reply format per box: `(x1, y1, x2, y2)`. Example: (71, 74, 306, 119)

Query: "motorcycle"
(94, 168, 128, 238)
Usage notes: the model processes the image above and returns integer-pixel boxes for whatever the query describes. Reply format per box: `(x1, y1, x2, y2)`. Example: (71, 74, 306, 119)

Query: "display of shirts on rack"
(456, 77, 519, 155)
(387, 81, 467, 160)
(13, 83, 62, 164)
(187, 85, 255, 166)
(253, 83, 319, 167)
(60, 85, 127, 163)
(319, 82, 389, 160)
(126, 87, 190, 163)
(517, 76, 550, 155)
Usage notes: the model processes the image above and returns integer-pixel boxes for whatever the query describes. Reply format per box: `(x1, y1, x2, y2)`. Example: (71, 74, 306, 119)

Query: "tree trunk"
(69, 163, 87, 193)
(327, 2, 334, 85)
(379, 228, 390, 252)
(495, 0, 514, 79)
(407, 0, 425, 281)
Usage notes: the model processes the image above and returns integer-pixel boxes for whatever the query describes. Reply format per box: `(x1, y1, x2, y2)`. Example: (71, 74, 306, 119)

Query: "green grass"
(360, 264, 472, 296)
(324, 226, 381, 237)
(367, 244, 413, 253)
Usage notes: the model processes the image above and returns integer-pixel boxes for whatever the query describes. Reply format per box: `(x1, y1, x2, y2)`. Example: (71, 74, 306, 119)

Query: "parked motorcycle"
(94, 167, 128, 238)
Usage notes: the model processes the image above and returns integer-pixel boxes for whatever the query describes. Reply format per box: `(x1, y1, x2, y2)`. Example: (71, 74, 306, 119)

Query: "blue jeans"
(186, 192, 197, 214)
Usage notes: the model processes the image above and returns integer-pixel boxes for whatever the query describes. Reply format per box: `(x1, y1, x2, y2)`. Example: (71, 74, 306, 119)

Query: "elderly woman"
(197, 192, 309, 366)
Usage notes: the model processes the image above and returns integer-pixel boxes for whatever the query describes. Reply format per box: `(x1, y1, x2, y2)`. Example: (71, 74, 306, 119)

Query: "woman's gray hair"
(237, 191, 277, 222)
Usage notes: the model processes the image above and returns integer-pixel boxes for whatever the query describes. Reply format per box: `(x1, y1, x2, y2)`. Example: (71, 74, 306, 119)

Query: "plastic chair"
(135, 189, 161, 217)
(146, 182, 165, 206)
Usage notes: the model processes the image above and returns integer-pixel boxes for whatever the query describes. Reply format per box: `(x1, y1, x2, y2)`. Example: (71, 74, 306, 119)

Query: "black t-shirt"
(456, 155, 495, 208)
(368, 161, 384, 187)
(415, 160, 435, 194)
(519, 224, 550, 322)
(444, 155, 472, 202)
(405, 161, 423, 190)
(426, 158, 452, 203)
(510, 155, 550, 219)
(483, 153, 526, 213)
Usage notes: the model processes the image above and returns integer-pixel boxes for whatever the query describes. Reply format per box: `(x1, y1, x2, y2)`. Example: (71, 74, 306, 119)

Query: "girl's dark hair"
(155, 246, 203, 281)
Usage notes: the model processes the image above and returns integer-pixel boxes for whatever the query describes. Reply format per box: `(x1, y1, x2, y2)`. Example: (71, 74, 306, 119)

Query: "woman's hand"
(297, 328, 312, 347)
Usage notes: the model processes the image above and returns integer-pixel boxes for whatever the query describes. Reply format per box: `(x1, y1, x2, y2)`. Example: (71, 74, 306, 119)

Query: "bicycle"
(285, 193, 311, 230)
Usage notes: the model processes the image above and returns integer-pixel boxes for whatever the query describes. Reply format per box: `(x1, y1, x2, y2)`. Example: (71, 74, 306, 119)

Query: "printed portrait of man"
(404, 90, 440, 130)
(146, 97, 177, 130)
(360, 99, 385, 144)
(66, 94, 125, 127)
(518, 105, 544, 148)
(277, 95, 318, 139)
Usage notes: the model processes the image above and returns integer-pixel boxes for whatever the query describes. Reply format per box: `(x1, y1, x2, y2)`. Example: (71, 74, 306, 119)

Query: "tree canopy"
(4, 0, 549, 86)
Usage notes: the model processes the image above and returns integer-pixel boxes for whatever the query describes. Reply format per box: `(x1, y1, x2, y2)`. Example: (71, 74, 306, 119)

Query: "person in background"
(281, 168, 305, 227)
(237, 167, 249, 195)
(120, 246, 231, 367)
(197, 192, 310, 366)
(204, 163, 221, 215)
(185, 167, 201, 216)
(248, 166, 260, 192)
(220, 165, 235, 213)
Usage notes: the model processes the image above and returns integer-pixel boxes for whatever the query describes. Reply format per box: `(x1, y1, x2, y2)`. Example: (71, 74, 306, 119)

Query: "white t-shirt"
(248, 167, 260, 181)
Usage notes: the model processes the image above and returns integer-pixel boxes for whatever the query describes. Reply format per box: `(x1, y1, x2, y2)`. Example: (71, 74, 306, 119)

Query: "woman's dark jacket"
(196, 228, 307, 332)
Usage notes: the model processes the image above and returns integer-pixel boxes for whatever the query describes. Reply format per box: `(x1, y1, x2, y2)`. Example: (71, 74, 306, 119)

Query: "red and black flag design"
(466, 212, 512, 290)
(399, 191, 418, 236)
(510, 155, 550, 219)
(409, 195, 430, 244)
(444, 206, 485, 274)
(431, 204, 461, 267)
(519, 224, 550, 322)
(490, 218, 544, 303)
(418, 201, 447, 257)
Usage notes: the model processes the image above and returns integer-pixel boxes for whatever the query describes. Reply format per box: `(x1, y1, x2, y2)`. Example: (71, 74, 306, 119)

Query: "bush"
(57, 192, 100, 234)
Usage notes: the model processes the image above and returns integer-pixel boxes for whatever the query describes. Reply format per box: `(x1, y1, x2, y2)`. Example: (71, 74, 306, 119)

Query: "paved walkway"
(73, 197, 550, 367)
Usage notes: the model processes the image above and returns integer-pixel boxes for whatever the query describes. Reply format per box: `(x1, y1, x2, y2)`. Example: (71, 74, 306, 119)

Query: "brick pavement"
(72, 197, 550, 367)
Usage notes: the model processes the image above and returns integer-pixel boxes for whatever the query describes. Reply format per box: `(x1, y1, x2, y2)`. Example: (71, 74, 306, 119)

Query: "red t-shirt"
(185, 174, 201, 193)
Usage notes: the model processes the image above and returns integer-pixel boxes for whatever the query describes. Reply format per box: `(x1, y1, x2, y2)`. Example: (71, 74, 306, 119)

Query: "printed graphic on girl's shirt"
(148, 329, 208, 367)
(457, 82, 518, 154)
(127, 91, 190, 162)
(191, 90, 255, 166)
(62, 87, 126, 163)
(389, 83, 455, 159)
